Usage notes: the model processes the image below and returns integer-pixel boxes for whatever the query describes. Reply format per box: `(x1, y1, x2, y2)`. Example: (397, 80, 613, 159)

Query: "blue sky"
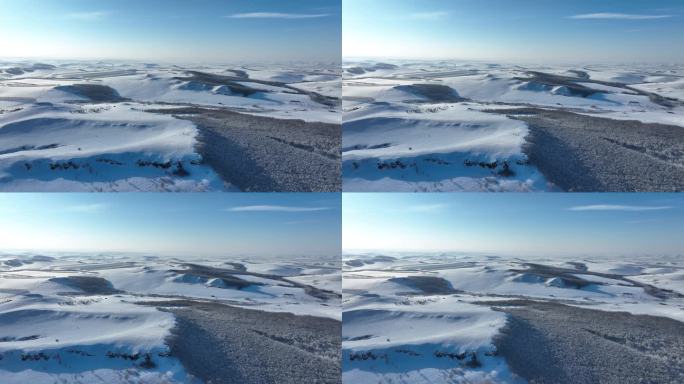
(343, 194, 684, 257)
(0, 0, 341, 62)
(344, 0, 684, 63)
(0, 193, 340, 257)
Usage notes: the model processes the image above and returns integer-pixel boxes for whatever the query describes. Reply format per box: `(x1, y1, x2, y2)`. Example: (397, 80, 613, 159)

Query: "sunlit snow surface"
(0, 252, 340, 383)
(342, 61, 684, 191)
(0, 60, 340, 191)
(342, 252, 684, 383)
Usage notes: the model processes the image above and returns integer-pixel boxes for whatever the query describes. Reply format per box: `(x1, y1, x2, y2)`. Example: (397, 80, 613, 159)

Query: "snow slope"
(0, 251, 341, 382)
(342, 251, 684, 383)
(342, 60, 684, 191)
(0, 60, 341, 191)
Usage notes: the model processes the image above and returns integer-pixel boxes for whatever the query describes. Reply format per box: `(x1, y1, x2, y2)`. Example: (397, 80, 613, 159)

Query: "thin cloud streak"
(569, 13, 673, 20)
(67, 11, 111, 21)
(226, 12, 329, 19)
(406, 204, 449, 213)
(226, 205, 329, 212)
(626, 219, 661, 224)
(64, 204, 109, 213)
(284, 219, 319, 225)
(567, 205, 673, 212)
(408, 11, 449, 20)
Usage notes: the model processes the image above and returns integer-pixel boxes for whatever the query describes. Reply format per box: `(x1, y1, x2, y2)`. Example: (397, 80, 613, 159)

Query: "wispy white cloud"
(569, 13, 673, 20)
(226, 12, 329, 19)
(408, 11, 449, 20)
(405, 204, 449, 213)
(64, 203, 109, 213)
(626, 219, 661, 224)
(226, 205, 329, 212)
(283, 219, 320, 225)
(67, 11, 112, 21)
(567, 204, 673, 212)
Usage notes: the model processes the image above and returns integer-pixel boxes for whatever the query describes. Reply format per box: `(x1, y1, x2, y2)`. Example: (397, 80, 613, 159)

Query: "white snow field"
(0, 60, 341, 191)
(342, 61, 684, 191)
(342, 252, 684, 383)
(0, 252, 341, 383)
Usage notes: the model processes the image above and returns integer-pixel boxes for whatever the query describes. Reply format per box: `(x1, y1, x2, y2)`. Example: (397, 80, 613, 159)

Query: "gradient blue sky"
(344, 194, 684, 257)
(0, 193, 340, 257)
(344, 0, 684, 63)
(0, 0, 341, 62)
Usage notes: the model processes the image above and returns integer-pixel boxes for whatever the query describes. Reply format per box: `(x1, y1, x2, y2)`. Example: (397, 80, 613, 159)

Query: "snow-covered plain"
(0, 60, 341, 191)
(342, 61, 684, 191)
(0, 251, 341, 383)
(342, 252, 684, 383)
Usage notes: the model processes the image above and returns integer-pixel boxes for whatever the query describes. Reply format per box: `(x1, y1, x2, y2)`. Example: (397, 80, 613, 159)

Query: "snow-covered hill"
(0, 61, 341, 191)
(0, 252, 341, 383)
(342, 61, 684, 191)
(342, 252, 684, 383)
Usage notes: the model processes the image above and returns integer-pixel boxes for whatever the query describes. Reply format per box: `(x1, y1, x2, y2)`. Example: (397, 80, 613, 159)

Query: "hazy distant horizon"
(342, 56, 684, 66)
(0, 248, 339, 260)
(344, 0, 684, 63)
(0, 54, 343, 69)
(0, 194, 341, 257)
(0, 56, 341, 66)
(0, 0, 341, 62)
(341, 248, 684, 260)
(343, 194, 684, 257)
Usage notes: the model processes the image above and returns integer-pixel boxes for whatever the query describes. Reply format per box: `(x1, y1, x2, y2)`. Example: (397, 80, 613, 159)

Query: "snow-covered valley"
(0, 61, 341, 191)
(342, 61, 684, 191)
(0, 252, 341, 383)
(342, 252, 684, 383)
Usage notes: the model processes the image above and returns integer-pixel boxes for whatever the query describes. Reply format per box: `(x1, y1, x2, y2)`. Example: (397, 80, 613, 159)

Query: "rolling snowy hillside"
(0, 61, 341, 191)
(0, 252, 341, 383)
(342, 61, 684, 191)
(342, 252, 684, 383)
